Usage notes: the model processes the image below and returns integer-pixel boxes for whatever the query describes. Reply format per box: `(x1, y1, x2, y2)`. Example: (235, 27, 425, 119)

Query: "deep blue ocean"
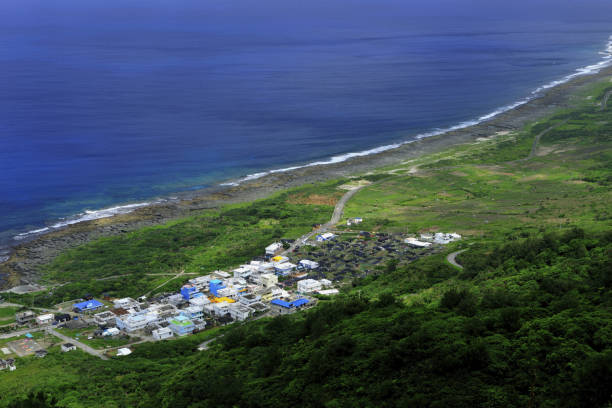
(1, 0, 612, 251)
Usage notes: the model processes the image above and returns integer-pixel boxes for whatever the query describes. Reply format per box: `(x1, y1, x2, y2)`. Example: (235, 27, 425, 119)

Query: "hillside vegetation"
(1, 82, 611, 408)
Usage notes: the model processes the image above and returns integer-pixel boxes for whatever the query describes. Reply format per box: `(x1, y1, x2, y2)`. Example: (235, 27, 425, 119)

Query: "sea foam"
(13, 201, 164, 241)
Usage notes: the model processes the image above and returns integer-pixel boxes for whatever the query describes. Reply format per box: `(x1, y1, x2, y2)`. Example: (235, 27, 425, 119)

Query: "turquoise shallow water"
(1, 0, 611, 248)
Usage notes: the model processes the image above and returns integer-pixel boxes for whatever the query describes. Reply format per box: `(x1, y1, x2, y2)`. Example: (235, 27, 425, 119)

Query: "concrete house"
(94, 311, 117, 327)
(297, 279, 322, 294)
(265, 242, 283, 256)
(168, 315, 195, 337)
(115, 311, 151, 332)
(113, 298, 138, 309)
(188, 275, 211, 291)
(316, 232, 336, 242)
(299, 259, 319, 270)
(35, 314, 54, 325)
(16, 311, 35, 325)
(274, 262, 296, 276)
(152, 327, 173, 340)
(229, 303, 251, 321)
(61, 343, 77, 352)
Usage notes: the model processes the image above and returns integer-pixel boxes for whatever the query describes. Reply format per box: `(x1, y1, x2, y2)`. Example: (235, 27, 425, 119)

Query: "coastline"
(1, 63, 612, 289)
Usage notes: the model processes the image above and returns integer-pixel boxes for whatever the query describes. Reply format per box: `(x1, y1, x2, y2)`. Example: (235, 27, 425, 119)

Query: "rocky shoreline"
(2, 65, 611, 289)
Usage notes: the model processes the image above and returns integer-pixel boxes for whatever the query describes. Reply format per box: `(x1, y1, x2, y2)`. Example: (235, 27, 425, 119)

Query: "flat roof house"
(16, 311, 35, 325)
(297, 279, 322, 294)
(113, 298, 138, 309)
(299, 259, 319, 270)
(35, 313, 54, 325)
(316, 232, 336, 242)
(115, 311, 150, 333)
(265, 242, 283, 256)
(229, 303, 251, 321)
(274, 262, 296, 276)
(61, 343, 77, 352)
(73, 299, 103, 313)
(168, 315, 195, 337)
(152, 327, 173, 341)
(94, 311, 117, 327)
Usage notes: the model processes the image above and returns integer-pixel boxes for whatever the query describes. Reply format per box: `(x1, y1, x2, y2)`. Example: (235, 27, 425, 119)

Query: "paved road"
(446, 249, 467, 269)
(47, 328, 109, 360)
(283, 186, 366, 254)
(600, 89, 612, 111)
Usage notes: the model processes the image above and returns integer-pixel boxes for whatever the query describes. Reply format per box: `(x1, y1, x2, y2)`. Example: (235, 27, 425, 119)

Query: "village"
(0, 216, 461, 370)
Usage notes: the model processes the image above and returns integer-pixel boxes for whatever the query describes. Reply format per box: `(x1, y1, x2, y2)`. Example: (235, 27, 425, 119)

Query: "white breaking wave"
(221, 35, 612, 187)
(14, 201, 163, 241)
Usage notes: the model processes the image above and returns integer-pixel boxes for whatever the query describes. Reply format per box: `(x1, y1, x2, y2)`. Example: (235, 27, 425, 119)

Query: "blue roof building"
(270, 299, 292, 308)
(291, 298, 310, 308)
(73, 299, 103, 313)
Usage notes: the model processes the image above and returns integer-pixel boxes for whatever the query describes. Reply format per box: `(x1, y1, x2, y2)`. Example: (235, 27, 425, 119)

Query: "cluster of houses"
(404, 232, 461, 248)
(7, 227, 463, 360)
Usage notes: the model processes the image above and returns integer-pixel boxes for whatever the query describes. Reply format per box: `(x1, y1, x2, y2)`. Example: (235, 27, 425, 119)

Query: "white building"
(115, 311, 155, 332)
(188, 275, 211, 291)
(316, 232, 336, 242)
(164, 294, 184, 306)
(405, 238, 432, 248)
(297, 279, 322, 294)
(299, 260, 319, 269)
(116, 348, 132, 356)
(35, 314, 54, 325)
(113, 297, 138, 309)
(239, 293, 261, 306)
(274, 262, 296, 275)
(103, 327, 120, 337)
(320, 279, 332, 287)
(212, 302, 231, 317)
(260, 273, 278, 288)
(347, 217, 363, 226)
(189, 296, 211, 308)
(265, 242, 283, 256)
(433, 232, 462, 244)
(233, 265, 253, 279)
(217, 287, 239, 299)
(229, 303, 251, 321)
(152, 327, 173, 340)
(212, 270, 231, 280)
(94, 311, 117, 326)
(318, 289, 340, 296)
(61, 343, 77, 352)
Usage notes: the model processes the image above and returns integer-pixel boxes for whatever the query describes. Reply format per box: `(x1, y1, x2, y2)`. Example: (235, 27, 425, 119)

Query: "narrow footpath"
(600, 89, 612, 111)
(526, 119, 569, 160)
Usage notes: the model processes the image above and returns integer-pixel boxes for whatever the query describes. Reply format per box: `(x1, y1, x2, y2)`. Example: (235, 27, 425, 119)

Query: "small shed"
(61, 343, 77, 352)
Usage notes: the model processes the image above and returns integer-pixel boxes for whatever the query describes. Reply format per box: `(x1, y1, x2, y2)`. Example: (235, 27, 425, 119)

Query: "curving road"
(446, 249, 467, 269)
